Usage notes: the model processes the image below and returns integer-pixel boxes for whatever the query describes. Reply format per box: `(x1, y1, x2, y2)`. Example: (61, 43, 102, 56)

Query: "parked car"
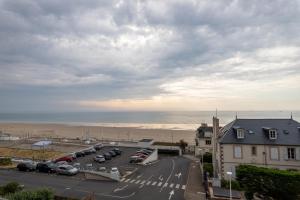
(136, 151, 150, 155)
(112, 148, 122, 155)
(129, 156, 143, 163)
(94, 144, 103, 151)
(83, 148, 96, 155)
(56, 161, 68, 166)
(56, 165, 79, 176)
(75, 152, 85, 157)
(94, 155, 105, 163)
(54, 155, 73, 163)
(108, 151, 117, 157)
(103, 153, 112, 160)
(110, 167, 120, 176)
(17, 162, 36, 172)
(36, 162, 56, 173)
(134, 153, 147, 159)
(69, 153, 77, 159)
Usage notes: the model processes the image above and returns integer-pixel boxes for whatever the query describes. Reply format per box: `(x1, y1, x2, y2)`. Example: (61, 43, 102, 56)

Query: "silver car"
(94, 155, 105, 163)
(56, 165, 79, 176)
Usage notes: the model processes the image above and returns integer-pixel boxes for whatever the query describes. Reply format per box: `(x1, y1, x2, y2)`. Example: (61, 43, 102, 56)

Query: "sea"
(0, 111, 299, 130)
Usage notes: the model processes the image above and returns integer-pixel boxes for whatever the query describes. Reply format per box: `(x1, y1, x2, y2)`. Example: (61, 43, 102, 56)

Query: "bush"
(0, 157, 12, 166)
(6, 188, 54, 200)
(236, 165, 300, 200)
(203, 163, 213, 177)
(202, 152, 212, 163)
(221, 179, 242, 191)
(0, 182, 22, 196)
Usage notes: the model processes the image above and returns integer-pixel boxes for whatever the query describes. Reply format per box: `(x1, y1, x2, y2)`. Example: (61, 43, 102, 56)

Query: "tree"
(179, 139, 188, 153)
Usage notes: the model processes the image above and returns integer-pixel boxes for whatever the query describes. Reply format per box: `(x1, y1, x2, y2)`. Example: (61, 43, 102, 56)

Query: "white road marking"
(176, 184, 180, 189)
(137, 174, 143, 179)
(113, 185, 128, 193)
(152, 181, 157, 186)
(140, 180, 146, 184)
(163, 183, 168, 187)
(169, 190, 174, 200)
(174, 172, 182, 179)
(135, 180, 140, 184)
(158, 175, 163, 182)
(124, 179, 130, 183)
(130, 179, 136, 183)
(182, 185, 186, 190)
(169, 183, 174, 188)
(120, 178, 126, 182)
(160, 159, 175, 192)
(158, 182, 163, 186)
(146, 181, 151, 185)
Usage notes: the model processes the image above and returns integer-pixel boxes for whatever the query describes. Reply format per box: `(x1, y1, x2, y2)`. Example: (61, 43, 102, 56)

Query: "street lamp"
(199, 148, 204, 173)
(226, 171, 232, 200)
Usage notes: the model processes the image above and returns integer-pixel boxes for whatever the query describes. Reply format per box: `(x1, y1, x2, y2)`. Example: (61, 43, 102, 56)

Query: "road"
(0, 156, 191, 200)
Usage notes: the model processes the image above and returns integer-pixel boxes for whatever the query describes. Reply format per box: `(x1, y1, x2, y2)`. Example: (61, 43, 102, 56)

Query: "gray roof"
(219, 118, 300, 145)
(197, 126, 213, 138)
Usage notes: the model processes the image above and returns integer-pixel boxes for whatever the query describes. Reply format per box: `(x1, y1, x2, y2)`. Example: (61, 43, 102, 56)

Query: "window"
(251, 146, 257, 156)
(269, 130, 277, 139)
(288, 148, 296, 160)
(234, 146, 242, 158)
(205, 140, 211, 145)
(270, 147, 279, 160)
(237, 129, 244, 139)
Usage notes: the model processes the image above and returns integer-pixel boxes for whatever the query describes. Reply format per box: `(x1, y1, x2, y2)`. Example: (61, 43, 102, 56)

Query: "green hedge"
(0, 157, 12, 166)
(221, 179, 242, 191)
(0, 182, 22, 196)
(236, 165, 300, 200)
(6, 188, 54, 200)
(202, 152, 212, 163)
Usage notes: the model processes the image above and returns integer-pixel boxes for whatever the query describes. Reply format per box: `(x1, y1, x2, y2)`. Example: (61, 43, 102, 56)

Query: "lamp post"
(199, 148, 204, 173)
(226, 171, 232, 200)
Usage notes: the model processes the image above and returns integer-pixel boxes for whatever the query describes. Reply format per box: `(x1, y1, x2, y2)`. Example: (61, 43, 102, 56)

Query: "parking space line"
(169, 183, 174, 188)
(182, 185, 186, 190)
(124, 179, 130, 183)
(176, 184, 180, 189)
(158, 182, 163, 187)
(130, 179, 136, 183)
(163, 183, 168, 187)
(140, 180, 146, 184)
(146, 181, 151, 185)
(135, 180, 140, 184)
(120, 178, 126, 182)
(152, 181, 157, 186)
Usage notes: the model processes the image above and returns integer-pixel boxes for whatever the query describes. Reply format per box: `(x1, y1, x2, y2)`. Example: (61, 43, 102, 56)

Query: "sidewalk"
(184, 157, 206, 200)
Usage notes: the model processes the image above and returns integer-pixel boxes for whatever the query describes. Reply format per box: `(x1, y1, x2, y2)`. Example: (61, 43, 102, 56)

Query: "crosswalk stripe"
(169, 183, 174, 188)
(182, 185, 186, 190)
(130, 179, 136, 183)
(176, 184, 180, 189)
(135, 180, 140, 184)
(140, 180, 146, 184)
(163, 183, 168, 187)
(152, 181, 157, 186)
(124, 179, 130, 183)
(146, 181, 151, 185)
(120, 178, 125, 182)
(158, 182, 163, 186)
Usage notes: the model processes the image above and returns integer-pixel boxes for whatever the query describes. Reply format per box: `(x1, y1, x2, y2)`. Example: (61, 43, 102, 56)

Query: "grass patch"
(0, 147, 63, 160)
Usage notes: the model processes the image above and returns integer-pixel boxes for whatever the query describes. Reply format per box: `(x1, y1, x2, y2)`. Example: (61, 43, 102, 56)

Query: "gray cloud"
(0, 0, 300, 111)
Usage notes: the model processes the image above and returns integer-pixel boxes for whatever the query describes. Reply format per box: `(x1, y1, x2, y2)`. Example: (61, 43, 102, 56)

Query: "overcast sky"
(0, 0, 300, 112)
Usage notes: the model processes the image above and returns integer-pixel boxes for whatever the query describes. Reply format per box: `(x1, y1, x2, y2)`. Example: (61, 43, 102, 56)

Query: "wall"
(142, 149, 158, 165)
(220, 144, 300, 180)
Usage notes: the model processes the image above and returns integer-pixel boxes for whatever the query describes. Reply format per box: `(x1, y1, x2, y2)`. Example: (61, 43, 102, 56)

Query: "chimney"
(212, 116, 220, 178)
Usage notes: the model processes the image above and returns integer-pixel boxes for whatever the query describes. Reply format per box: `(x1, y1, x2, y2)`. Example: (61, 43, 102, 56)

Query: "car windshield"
(66, 166, 73, 170)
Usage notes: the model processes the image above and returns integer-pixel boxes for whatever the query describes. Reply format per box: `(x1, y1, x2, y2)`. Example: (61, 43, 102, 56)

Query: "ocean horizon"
(0, 111, 299, 130)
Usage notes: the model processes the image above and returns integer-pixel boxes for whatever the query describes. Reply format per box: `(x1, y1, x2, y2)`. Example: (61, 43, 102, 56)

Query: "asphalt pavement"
(0, 156, 191, 200)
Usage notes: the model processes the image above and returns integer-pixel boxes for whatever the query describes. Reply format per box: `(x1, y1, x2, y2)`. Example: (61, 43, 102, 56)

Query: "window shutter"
(284, 148, 288, 160)
(296, 148, 300, 160)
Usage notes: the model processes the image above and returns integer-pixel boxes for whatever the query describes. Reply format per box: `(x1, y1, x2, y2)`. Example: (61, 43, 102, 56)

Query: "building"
(0, 131, 20, 141)
(195, 123, 213, 155)
(216, 118, 300, 180)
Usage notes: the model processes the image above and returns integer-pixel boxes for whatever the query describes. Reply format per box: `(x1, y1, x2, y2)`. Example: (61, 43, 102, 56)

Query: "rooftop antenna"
(291, 112, 293, 119)
(215, 109, 218, 118)
(235, 112, 238, 119)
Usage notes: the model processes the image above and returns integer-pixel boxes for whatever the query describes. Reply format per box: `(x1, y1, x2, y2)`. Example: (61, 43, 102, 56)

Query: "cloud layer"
(0, 0, 300, 111)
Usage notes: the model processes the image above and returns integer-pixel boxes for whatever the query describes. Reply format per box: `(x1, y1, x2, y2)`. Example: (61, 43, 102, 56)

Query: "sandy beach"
(0, 123, 196, 145)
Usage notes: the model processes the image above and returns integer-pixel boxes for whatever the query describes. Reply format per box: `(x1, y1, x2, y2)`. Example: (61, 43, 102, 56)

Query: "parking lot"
(72, 146, 142, 176)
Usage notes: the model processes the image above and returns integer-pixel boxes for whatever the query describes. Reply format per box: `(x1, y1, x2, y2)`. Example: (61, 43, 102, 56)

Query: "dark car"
(94, 144, 103, 151)
(17, 162, 36, 172)
(83, 148, 96, 155)
(36, 162, 56, 173)
(112, 148, 122, 155)
(103, 153, 112, 160)
(108, 151, 117, 157)
(75, 152, 85, 157)
(129, 156, 143, 163)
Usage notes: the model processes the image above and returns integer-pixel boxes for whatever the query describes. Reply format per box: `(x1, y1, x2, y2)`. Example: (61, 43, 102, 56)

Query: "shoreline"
(0, 122, 196, 145)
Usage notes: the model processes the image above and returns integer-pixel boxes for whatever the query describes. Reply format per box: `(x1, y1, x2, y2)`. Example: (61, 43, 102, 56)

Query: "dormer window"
(237, 129, 244, 139)
(269, 130, 277, 139)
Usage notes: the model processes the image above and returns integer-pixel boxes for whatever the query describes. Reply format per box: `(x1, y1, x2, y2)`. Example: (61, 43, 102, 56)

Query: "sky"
(0, 0, 300, 112)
